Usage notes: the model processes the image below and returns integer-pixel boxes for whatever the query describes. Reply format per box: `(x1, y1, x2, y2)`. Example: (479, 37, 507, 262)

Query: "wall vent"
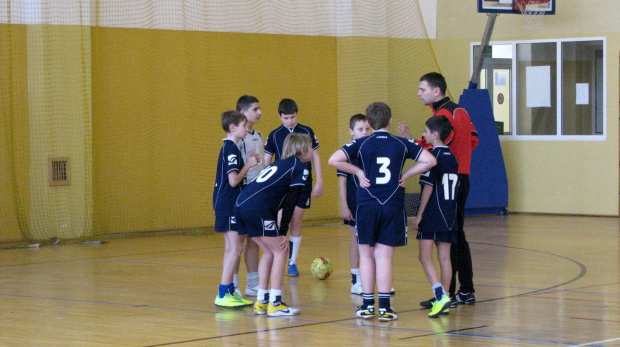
(48, 156, 71, 186)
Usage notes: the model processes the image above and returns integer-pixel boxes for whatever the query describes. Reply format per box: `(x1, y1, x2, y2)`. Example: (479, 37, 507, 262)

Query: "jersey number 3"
(376, 157, 391, 184)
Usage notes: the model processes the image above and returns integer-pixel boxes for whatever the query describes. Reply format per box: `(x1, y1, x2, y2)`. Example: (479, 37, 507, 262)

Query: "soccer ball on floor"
(310, 257, 333, 280)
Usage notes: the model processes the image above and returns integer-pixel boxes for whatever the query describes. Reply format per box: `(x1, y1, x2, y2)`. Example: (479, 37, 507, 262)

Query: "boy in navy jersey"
(328, 102, 436, 321)
(264, 99, 323, 277)
(413, 115, 460, 318)
(213, 111, 260, 308)
(337, 114, 370, 295)
(237, 133, 313, 316)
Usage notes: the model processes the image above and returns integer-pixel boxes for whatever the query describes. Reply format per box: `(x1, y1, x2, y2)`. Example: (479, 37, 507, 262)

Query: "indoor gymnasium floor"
(0, 214, 618, 346)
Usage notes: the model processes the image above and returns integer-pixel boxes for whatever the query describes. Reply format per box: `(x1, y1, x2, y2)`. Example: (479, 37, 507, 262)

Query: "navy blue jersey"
(418, 146, 459, 233)
(340, 130, 424, 208)
(236, 157, 308, 213)
(264, 123, 318, 189)
(213, 139, 244, 217)
(337, 157, 360, 211)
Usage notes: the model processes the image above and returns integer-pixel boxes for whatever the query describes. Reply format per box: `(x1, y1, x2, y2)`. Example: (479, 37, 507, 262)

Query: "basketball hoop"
(514, 0, 551, 30)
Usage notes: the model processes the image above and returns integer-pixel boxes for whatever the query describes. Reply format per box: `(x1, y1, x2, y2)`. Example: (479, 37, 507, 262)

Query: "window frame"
(471, 37, 606, 141)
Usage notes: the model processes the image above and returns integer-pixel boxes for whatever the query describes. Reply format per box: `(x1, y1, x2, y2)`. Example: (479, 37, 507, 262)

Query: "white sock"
(233, 274, 239, 289)
(247, 272, 258, 288)
(351, 268, 360, 284)
(269, 289, 283, 304)
(289, 236, 302, 265)
(257, 288, 269, 303)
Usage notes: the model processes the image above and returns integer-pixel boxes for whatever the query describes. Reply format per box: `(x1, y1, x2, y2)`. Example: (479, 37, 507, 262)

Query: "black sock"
(378, 292, 391, 310)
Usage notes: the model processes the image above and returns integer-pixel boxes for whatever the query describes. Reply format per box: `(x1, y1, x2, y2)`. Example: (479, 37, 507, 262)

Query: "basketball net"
(515, 0, 550, 30)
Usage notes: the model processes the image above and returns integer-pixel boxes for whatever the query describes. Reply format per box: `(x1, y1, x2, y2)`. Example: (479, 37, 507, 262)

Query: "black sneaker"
(420, 297, 435, 309)
(456, 292, 476, 305)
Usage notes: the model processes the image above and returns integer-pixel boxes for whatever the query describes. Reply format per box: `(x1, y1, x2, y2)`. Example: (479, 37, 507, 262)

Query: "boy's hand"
(397, 122, 412, 140)
(341, 208, 353, 221)
(412, 215, 421, 230)
(313, 179, 323, 197)
(246, 151, 259, 167)
(356, 171, 370, 188)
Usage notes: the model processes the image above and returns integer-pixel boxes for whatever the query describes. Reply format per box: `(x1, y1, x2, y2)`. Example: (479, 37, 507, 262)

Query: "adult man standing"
(398, 72, 479, 307)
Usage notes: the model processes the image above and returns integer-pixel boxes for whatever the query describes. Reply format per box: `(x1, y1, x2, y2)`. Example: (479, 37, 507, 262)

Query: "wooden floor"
(0, 214, 618, 346)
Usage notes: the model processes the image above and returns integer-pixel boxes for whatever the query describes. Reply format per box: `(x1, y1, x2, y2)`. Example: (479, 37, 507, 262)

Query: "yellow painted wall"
(433, 0, 619, 215)
(0, 24, 30, 242)
(92, 28, 339, 234)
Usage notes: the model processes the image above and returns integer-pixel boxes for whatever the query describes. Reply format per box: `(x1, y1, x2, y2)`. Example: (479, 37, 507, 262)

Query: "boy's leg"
(215, 231, 251, 307)
(436, 241, 452, 292)
(418, 239, 440, 285)
(374, 243, 398, 321)
(287, 206, 305, 276)
(257, 235, 299, 316)
(349, 225, 362, 294)
(355, 243, 376, 318)
(251, 237, 273, 315)
(244, 237, 260, 296)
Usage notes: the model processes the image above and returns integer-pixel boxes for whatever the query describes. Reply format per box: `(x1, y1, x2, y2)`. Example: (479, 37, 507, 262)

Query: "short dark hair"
(349, 113, 367, 130)
(221, 110, 246, 133)
(425, 115, 453, 142)
(365, 102, 391, 130)
(278, 98, 298, 115)
(420, 72, 447, 95)
(236, 95, 259, 112)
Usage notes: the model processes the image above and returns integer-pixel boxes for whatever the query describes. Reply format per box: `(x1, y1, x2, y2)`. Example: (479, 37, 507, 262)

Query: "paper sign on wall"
(525, 65, 551, 107)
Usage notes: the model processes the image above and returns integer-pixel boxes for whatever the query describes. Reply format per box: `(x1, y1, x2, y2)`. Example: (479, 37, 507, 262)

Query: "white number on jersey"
(376, 157, 391, 184)
(256, 166, 278, 183)
(441, 173, 458, 200)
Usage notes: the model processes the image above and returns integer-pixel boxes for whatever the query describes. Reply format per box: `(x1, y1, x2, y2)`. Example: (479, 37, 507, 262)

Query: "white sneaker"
(351, 282, 362, 295)
(390, 287, 396, 295)
(245, 285, 259, 297)
(234, 287, 242, 296)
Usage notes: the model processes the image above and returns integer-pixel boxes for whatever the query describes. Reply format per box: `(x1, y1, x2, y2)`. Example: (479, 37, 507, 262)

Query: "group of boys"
(213, 72, 479, 320)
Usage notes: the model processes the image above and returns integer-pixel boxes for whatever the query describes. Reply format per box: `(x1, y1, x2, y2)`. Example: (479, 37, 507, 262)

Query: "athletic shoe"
(245, 285, 259, 297)
(428, 296, 452, 318)
(214, 293, 249, 308)
(377, 307, 398, 322)
(234, 286, 242, 296)
(254, 301, 268, 315)
(456, 292, 476, 305)
(267, 302, 300, 317)
(421, 296, 457, 309)
(288, 263, 300, 277)
(233, 292, 253, 306)
(351, 282, 362, 295)
(390, 287, 396, 295)
(355, 304, 375, 319)
(420, 297, 435, 309)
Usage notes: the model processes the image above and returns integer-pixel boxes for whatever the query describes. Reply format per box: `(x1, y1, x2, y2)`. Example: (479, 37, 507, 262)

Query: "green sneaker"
(428, 295, 451, 318)
(232, 292, 253, 307)
(215, 293, 249, 308)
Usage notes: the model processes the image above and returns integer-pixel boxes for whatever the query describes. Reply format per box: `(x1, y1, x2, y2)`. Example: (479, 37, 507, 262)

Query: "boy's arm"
(263, 153, 273, 165)
(338, 175, 353, 221)
(228, 155, 259, 187)
(311, 149, 323, 198)
(328, 150, 370, 188)
(278, 186, 303, 234)
(413, 183, 432, 230)
(399, 149, 436, 186)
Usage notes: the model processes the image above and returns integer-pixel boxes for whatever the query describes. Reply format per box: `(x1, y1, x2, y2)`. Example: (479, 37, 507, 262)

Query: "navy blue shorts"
(214, 215, 246, 235)
(236, 207, 286, 238)
(355, 204, 407, 247)
(296, 189, 312, 209)
(416, 230, 456, 243)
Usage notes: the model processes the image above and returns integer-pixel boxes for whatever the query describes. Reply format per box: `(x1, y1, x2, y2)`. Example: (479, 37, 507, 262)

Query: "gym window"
(472, 37, 605, 140)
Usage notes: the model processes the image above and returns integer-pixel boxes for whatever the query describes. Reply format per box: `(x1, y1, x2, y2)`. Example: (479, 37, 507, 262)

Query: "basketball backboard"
(478, 0, 555, 15)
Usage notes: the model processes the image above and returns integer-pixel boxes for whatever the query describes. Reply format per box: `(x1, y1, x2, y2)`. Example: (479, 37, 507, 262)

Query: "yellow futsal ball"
(310, 257, 333, 280)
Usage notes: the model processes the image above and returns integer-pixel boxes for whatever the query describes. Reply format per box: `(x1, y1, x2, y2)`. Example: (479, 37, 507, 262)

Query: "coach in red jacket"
(398, 72, 479, 308)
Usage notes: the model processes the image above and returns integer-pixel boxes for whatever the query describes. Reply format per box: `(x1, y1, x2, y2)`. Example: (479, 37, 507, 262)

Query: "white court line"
(570, 337, 620, 346)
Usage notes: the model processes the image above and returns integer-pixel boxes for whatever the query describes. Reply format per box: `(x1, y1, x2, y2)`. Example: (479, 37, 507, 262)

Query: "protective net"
(0, 0, 439, 245)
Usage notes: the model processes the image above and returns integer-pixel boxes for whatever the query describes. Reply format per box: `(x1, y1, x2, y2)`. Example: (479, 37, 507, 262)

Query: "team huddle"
(212, 72, 479, 321)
